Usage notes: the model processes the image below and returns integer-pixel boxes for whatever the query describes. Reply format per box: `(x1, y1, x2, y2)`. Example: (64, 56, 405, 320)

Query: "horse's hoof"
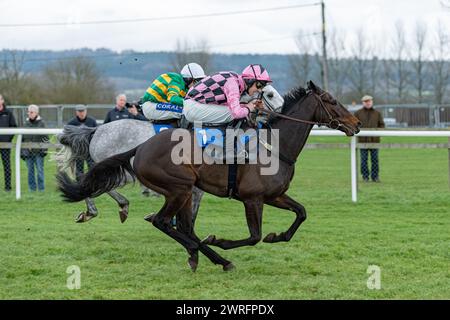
(119, 211, 128, 223)
(263, 232, 276, 243)
(202, 234, 216, 245)
(118, 205, 129, 223)
(75, 212, 95, 223)
(188, 257, 198, 272)
(223, 263, 235, 272)
(75, 213, 85, 223)
(144, 213, 156, 223)
(119, 212, 128, 223)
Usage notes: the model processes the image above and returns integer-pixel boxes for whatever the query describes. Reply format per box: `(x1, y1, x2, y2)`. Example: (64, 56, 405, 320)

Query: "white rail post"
(15, 134, 22, 200)
(350, 135, 357, 202)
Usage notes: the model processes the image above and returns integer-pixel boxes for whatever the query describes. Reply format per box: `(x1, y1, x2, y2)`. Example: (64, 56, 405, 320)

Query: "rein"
(256, 91, 342, 166)
(256, 92, 341, 130)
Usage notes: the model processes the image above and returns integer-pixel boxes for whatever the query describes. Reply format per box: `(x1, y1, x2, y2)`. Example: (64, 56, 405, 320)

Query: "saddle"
(153, 117, 261, 199)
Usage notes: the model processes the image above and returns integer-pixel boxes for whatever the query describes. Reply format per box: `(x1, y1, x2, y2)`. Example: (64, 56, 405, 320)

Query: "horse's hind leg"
(148, 192, 234, 271)
(191, 186, 204, 226)
(75, 197, 98, 223)
(176, 194, 199, 271)
(262, 194, 306, 243)
(107, 190, 129, 223)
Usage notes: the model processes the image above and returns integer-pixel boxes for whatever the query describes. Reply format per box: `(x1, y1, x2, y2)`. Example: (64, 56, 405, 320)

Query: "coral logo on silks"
(155, 103, 183, 113)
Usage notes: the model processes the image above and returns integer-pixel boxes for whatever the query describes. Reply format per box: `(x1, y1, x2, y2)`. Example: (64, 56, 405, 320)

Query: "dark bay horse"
(58, 81, 361, 271)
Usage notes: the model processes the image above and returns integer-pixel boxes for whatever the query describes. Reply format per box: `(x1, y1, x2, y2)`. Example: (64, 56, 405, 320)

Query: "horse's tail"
(57, 146, 138, 202)
(54, 125, 97, 172)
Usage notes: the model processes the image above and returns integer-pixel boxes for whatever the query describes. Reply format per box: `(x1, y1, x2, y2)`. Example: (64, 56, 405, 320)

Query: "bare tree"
(0, 51, 42, 104)
(170, 38, 212, 73)
(380, 57, 393, 104)
(347, 29, 372, 99)
(327, 30, 348, 99)
(369, 55, 379, 97)
(392, 21, 409, 102)
(288, 30, 318, 86)
(430, 21, 450, 104)
(43, 56, 115, 104)
(410, 21, 428, 103)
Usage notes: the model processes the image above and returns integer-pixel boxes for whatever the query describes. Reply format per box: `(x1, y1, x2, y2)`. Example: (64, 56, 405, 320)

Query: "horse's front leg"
(202, 198, 263, 250)
(262, 194, 306, 243)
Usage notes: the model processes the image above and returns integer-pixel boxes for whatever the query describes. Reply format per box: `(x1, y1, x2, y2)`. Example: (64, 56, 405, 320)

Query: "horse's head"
(307, 81, 361, 136)
(257, 84, 284, 123)
(241, 85, 284, 124)
(261, 84, 284, 112)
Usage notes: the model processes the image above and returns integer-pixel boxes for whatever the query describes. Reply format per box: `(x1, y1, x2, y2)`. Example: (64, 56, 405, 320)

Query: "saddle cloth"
(193, 121, 262, 163)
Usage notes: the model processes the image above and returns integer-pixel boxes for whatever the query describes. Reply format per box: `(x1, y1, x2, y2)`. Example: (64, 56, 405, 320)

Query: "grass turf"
(0, 139, 449, 299)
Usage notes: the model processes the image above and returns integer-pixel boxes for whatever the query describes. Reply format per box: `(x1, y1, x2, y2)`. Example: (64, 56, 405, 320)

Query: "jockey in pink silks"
(183, 64, 272, 124)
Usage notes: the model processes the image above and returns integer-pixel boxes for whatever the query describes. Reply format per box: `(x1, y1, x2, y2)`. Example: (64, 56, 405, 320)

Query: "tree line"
(1, 20, 449, 106)
(289, 21, 450, 105)
(0, 52, 115, 105)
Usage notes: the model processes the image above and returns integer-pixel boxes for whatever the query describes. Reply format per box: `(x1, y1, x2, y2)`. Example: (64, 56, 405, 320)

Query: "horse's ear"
(307, 80, 317, 92)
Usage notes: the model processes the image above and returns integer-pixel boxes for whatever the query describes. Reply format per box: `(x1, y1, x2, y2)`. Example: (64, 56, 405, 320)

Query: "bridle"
(254, 90, 343, 166)
(256, 91, 342, 130)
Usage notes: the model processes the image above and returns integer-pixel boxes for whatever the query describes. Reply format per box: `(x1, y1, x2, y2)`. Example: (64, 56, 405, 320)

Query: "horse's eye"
(268, 93, 274, 98)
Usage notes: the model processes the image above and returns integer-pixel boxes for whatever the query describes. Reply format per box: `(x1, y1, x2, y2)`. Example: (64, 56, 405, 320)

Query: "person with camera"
(103, 94, 147, 124)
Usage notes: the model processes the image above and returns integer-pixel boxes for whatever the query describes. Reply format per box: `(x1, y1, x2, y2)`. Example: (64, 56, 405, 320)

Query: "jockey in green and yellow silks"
(141, 63, 206, 121)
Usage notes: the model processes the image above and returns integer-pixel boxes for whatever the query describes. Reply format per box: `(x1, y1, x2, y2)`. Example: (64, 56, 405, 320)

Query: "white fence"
(0, 128, 450, 202)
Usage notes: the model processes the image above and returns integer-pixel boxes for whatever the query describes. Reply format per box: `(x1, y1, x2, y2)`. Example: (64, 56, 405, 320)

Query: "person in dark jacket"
(103, 94, 147, 124)
(67, 104, 97, 127)
(0, 94, 17, 191)
(354, 95, 385, 182)
(22, 105, 49, 191)
(67, 104, 97, 179)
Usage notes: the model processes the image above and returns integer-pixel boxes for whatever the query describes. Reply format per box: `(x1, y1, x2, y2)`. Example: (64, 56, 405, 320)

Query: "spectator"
(67, 104, 97, 179)
(0, 94, 17, 191)
(22, 105, 49, 192)
(354, 95, 385, 182)
(103, 94, 147, 124)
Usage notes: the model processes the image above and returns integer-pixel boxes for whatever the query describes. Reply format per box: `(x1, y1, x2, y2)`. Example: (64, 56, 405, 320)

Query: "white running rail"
(0, 128, 449, 201)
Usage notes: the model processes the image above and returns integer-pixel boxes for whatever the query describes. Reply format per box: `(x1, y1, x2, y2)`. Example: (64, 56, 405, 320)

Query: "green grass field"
(0, 137, 449, 299)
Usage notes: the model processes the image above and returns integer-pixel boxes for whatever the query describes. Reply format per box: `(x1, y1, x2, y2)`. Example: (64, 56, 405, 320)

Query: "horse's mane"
(281, 86, 308, 114)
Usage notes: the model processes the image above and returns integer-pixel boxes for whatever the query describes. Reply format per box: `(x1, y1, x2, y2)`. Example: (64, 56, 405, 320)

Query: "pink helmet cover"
(241, 64, 272, 82)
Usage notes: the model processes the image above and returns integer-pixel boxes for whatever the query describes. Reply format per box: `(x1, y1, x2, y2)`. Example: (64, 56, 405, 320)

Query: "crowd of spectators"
(0, 93, 146, 192)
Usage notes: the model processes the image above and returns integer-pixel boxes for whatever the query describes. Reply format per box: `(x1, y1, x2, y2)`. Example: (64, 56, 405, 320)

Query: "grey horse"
(56, 85, 284, 223)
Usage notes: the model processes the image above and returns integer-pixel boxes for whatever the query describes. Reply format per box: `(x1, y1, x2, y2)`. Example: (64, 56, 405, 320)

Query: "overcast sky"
(1, 0, 449, 55)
